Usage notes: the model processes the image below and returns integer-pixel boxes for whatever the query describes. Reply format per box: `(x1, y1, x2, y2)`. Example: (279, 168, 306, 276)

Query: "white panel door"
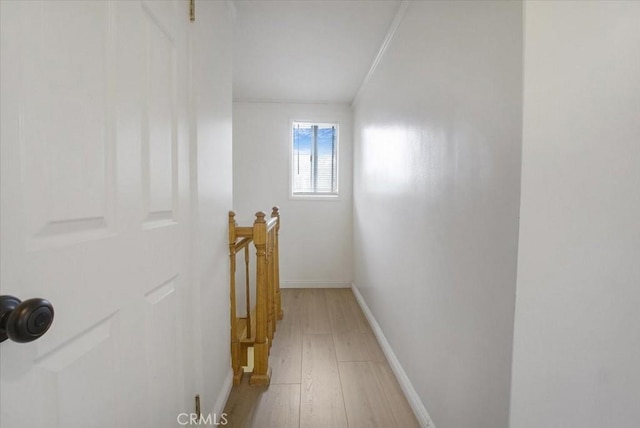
(0, 1, 193, 427)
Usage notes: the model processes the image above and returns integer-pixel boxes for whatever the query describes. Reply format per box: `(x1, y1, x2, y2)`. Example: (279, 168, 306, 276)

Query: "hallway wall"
(233, 102, 353, 287)
(191, 0, 235, 414)
(510, 2, 640, 427)
(352, 2, 523, 427)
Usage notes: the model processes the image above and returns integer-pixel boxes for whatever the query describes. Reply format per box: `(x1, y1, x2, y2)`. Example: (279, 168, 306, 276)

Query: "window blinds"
(292, 122, 338, 195)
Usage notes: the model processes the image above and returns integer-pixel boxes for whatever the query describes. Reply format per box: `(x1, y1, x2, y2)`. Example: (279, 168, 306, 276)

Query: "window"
(291, 122, 338, 196)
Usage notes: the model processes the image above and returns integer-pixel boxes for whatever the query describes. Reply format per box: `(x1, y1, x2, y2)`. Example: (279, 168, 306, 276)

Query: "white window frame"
(289, 120, 340, 200)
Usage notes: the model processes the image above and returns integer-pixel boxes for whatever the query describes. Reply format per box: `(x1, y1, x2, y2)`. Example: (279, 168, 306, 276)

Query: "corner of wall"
(212, 369, 233, 419)
(350, 281, 436, 428)
(351, 0, 411, 107)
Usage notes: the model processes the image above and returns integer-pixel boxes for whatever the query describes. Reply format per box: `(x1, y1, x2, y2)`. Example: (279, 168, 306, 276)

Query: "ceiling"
(232, 0, 401, 104)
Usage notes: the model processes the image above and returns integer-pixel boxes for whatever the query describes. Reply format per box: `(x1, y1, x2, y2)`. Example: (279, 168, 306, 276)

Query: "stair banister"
(228, 208, 282, 386)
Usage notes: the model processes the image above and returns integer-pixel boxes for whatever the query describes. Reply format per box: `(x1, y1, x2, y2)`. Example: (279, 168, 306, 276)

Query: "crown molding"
(351, 0, 411, 108)
(233, 98, 351, 107)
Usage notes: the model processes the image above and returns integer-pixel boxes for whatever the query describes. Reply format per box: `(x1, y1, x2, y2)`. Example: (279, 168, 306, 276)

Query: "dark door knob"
(0, 295, 54, 343)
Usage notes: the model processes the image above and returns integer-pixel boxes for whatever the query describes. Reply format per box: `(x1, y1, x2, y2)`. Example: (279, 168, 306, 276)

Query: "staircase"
(229, 207, 282, 386)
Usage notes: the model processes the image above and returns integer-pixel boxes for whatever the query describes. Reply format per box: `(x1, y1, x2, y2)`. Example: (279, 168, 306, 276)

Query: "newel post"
(250, 211, 271, 385)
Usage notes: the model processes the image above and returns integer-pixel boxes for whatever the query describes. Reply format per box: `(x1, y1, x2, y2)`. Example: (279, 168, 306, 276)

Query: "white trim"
(351, 282, 436, 428)
(351, 0, 411, 107)
(289, 119, 342, 200)
(212, 370, 233, 419)
(289, 194, 341, 201)
(233, 98, 350, 107)
(280, 280, 350, 289)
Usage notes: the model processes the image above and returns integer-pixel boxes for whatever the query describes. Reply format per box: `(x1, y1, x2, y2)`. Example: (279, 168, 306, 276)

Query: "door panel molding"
(19, 1, 117, 251)
(141, 2, 178, 229)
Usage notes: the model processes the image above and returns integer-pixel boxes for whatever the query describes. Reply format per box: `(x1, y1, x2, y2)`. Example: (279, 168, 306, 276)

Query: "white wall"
(190, 1, 234, 414)
(352, 2, 523, 427)
(510, 2, 640, 427)
(233, 102, 353, 287)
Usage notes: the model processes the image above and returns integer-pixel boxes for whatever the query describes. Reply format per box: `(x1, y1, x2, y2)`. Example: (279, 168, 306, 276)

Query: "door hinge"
(190, 0, 195, 22)
(195, 394, 201, 417)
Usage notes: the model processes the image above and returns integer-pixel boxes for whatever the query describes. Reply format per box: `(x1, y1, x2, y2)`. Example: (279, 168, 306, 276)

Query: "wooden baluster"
(271, 207, 283, 320)
(229, 211, 243, 385)
(250, 211, 271, 385)
(266, 229, 274, 344)
(244, 244, 251, 338)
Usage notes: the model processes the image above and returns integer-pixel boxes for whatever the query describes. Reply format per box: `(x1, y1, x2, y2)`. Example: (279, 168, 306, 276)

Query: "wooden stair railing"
(229, 207, 283, 386)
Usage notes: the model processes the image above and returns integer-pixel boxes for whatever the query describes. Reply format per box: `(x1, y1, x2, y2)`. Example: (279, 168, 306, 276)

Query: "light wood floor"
(223, 288, 419, 428)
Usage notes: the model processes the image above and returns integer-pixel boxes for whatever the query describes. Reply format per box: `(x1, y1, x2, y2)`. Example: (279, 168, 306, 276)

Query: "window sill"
(289, 193, 341, 201)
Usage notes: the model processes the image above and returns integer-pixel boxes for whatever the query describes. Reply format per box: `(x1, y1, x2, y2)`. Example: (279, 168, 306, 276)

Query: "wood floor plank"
(225, 289, 418, 428)
(338, 361, 397, 428)
(252, 384, 300, 428)
(278, 289, 304, 335)
(302, 289, 332, 334)
(300, 334, 348, 428)
(333, 331, 386, 362)
(269, 325, 302, 384)
(325, 289, 370, 334)
(342, 289, 370, 332)
(222, 377, 264, 428)
(371, 362, 420, 428)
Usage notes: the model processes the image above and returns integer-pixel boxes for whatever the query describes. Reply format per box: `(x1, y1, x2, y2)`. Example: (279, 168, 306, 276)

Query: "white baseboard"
(280, 280, 350, 289)
(350, 282, 436, 428)
(212, 369, 233, 419)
